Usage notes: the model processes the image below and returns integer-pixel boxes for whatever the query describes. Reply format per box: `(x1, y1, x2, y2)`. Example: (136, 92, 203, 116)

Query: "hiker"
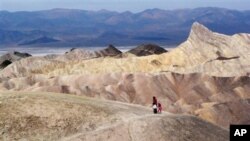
(152, 96, 157, 105)
(158, 102, 162, 113)
(152, 103, 158, 114)
(152, 96, 158, 114)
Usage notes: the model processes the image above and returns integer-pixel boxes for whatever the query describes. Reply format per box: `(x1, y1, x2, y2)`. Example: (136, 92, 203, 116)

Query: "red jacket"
(153, 97, 157, 105)
(158, 103, 162, 111)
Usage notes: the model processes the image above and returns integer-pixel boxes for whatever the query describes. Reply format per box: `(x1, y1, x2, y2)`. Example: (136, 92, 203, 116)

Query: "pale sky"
(0, 0, 250, 12)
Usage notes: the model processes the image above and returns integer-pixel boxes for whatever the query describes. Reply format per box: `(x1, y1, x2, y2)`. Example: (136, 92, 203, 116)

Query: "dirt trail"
(61, 113, 168, 141)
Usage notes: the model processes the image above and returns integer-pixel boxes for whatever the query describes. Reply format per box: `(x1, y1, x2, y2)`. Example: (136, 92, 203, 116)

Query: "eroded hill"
(0, 92, 228, 141)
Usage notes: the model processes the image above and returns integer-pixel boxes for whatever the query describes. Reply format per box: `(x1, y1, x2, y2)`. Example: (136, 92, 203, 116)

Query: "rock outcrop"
(0, 60, 12, 69)
(0, 92, 228, 141)
(52, 44, 122, 61)
(0, 51, 31, 69)
(166, 22, 250, 76)
(127, 43, 167, 56)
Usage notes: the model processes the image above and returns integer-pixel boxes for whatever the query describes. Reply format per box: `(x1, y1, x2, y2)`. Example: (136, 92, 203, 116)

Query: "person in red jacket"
(158, 102, 162, 114)
(152, 96, 158, 114)
(152, 96, 157, 105)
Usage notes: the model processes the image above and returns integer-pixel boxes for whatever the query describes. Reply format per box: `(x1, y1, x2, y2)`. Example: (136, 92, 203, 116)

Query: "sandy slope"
(0, 92, 228, 141)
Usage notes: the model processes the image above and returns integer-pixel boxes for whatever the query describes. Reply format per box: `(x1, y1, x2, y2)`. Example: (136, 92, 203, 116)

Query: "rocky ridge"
(1, 23, 249, 78)
(44, 44, 122, 61)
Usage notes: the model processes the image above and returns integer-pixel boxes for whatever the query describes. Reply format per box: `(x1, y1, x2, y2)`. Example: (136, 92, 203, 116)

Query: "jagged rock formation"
(127, 43, 167, 56)
(0, 51, 31, 69)
(166, 22, 250, 76)
(48, 44, 122, 61)
(0, 92, 228, 141)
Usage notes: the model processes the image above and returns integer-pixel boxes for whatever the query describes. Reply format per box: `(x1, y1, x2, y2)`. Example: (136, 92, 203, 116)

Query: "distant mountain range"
(0, 7, 250, 47)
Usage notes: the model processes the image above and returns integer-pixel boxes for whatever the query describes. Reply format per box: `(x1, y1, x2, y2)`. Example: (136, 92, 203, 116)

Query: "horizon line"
(0, 6, 249, 13)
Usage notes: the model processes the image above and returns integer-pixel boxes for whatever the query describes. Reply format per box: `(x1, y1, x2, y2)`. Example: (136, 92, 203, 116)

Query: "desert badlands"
(0, 22, 250, 140)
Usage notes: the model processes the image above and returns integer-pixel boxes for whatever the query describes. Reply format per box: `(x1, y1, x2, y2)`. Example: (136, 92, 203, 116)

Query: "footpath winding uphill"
(0, 22, 249, 140)
(0, 92, 228, 141)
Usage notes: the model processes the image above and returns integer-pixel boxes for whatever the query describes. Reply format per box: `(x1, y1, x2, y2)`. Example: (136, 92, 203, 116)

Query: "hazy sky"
(1, 0, 250, 12)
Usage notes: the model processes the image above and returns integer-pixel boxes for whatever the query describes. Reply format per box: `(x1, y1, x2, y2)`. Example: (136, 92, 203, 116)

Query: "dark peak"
(70, 48, 77, 52)
(128, 43, 167, 56)
(138, 43, 159, 49)
(103, 44, 122, 54)
(108, 44, 115, 48)
(13, 51, 32, 57)
(2, 51, 32, 58)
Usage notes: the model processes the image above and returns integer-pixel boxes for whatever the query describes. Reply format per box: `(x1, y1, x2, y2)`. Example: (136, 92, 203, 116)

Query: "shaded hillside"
(0, 7, 250, 46)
